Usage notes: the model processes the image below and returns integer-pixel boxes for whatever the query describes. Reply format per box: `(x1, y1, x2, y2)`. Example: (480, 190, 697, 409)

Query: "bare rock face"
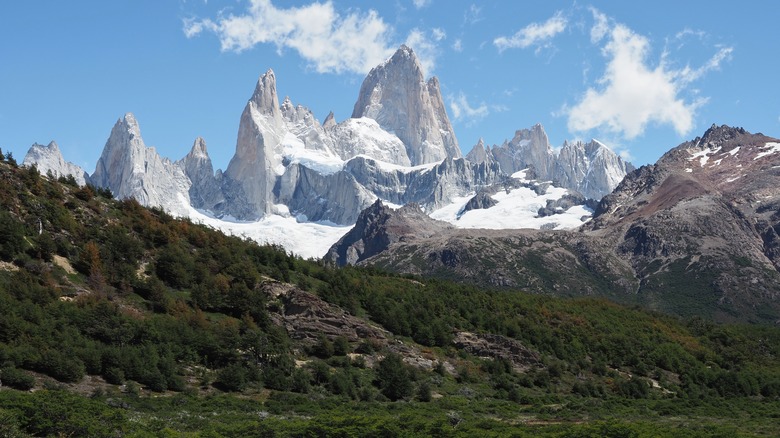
(481, 123, 632, 200)
(91, 113, 191, 215)
(22, 141, 90, 186)
(555, 139, 634, 200)
(329, 117, 411, 166)
(178, 137, 224, 212)
(465, 138, 492, 165)
(352, 45, 461, 165)
(223, 69, 285, 219)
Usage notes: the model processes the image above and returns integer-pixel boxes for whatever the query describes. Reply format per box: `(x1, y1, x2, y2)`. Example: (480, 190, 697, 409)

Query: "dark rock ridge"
(325, 200, 453, 266)
(329, 125, 780, 324)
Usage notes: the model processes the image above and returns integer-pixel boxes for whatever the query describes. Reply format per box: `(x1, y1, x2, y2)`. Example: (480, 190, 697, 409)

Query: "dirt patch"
(0, 261, 19, 272)
(53, 255, 76, 275)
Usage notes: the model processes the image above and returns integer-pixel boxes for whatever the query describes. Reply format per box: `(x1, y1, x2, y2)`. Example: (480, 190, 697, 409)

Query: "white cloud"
(183, 0, 395, 74)
(566, 20, 727, 139)
(449, 92, 489, 125)
(432, 28, 446, 41)
(589, 7, 609, 43)
(494, 11, 567, 52)
(452, 38, 463, 52)
(677, 46, 733, 84)
(464, 4, 483, 25)
(413, 0, 431, 9)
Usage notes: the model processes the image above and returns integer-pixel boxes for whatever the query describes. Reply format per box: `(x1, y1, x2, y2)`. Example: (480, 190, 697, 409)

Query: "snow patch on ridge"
(755, 142, 780, 160)
(688, 147, 721, 167)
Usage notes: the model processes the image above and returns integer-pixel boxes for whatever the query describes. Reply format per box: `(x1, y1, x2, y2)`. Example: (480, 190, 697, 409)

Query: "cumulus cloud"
(183, 0, 396, 74)
(432, 28, 446, 41)
(449, 92, 489, 125)
(494, 11, 567, 52)
(413, 0, 431, 9)
(566, 13, 731, 140)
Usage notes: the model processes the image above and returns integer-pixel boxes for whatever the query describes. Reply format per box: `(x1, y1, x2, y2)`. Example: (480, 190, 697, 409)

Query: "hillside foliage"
(0, 158, 779, 436)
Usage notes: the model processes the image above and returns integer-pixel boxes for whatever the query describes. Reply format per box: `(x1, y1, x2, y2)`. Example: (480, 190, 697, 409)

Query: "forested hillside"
(1, 153, 779, 436)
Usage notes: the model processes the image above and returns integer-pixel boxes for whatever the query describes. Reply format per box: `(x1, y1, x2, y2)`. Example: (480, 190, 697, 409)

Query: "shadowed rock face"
(330, 126, 780, 324)
(325, 200, 453, 266)
(352, 45, 461, 165)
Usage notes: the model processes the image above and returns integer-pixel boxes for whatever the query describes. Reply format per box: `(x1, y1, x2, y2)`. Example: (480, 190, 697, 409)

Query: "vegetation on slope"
(0, 154, 779, 436)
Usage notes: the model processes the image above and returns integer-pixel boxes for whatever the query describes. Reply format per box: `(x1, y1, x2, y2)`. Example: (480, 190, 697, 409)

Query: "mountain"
(91, 113, 193, 216)
(352, 44, 461, 165)
(22, 141, 90, 186)
(23, 45, 626, 256)
(468, 123, 633, 200)
(177, 137, 224, 212)
(330, 125, 780, 323)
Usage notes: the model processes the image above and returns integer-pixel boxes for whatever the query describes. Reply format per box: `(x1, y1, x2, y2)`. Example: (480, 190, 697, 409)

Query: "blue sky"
(1, 0, 778, 172)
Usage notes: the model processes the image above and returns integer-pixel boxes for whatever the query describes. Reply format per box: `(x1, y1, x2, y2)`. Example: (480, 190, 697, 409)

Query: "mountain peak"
(45, 140, 59, 151)
(351, 45, 460, 165)
(188, 137, 209, 159)
(699, 124, 747, 146)
(250, 69, 281, 116)
(121, 112, 138, 128)
(323, 111, 336, 129)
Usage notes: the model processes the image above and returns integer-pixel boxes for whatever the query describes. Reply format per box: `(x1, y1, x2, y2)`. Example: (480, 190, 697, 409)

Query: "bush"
(1, 367, 35, 390)
(216, 363, 249, 392)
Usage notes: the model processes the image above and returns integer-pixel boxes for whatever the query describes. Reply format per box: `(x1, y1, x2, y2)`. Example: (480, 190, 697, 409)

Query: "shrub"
(1, 367, 35, 390)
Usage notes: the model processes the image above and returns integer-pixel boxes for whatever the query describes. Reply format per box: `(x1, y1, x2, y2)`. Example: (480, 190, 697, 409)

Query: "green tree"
(0, 211, 25, 261)
(375, 353, 412, 401)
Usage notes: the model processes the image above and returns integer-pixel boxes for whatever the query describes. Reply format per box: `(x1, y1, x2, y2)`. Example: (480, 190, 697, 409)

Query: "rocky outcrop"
(352, 45, 461, 165)
(325, 200, 453, 266)
(22, 141, 90, 186)
(452, 332, 541, 373)
(263, 281, 389, 345)
(461, 191, 498, 214)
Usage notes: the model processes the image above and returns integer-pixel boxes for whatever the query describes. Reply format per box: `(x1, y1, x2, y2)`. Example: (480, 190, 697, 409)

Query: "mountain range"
(328, 124, 780, 323)
(23, 45, 630, 257)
